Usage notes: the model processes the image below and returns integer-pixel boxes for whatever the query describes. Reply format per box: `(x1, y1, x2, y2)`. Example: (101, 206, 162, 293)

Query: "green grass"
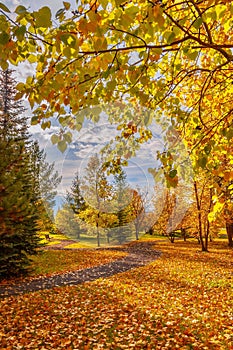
(28, 249, 127, 277)
(38, 231, 73, 245)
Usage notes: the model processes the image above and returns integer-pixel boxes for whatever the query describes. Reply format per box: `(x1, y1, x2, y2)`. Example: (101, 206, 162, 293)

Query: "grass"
(66, 235, 111, 248)
(1, 239, 232, 349)
(38, 231, 69, 245)
(28, 249, 127, 277)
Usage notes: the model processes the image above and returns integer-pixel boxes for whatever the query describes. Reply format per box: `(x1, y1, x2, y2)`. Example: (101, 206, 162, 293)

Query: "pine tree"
(30, 141, 62, 233)
(66, 172, 86, 239)
(66, 172, 86, 214)
(112, 169, 133, 244)
(0, 69, 41, 278)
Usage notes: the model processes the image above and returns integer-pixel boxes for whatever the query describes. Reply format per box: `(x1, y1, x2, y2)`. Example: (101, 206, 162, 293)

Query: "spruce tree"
(112, 169, 133, 244)
(0, 69, 41, 278)
(30, 141, 62, 233)
(66, 172, 86, 214)
(66, 172, 86, 239)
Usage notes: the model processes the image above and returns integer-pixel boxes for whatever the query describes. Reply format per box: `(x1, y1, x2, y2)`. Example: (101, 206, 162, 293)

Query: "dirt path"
(0, 241, 161, 298)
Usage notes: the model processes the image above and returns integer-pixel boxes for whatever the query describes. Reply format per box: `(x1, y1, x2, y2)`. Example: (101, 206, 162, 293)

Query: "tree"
(0, 69, 41, 278)
(1, 1, 233, 238)
(66, 172, 86, 238)
(81, 154, 113, 246)
(55, 203, 84, 238)
(209, 151, 233, 247)
(0, 2, 232, 158)
(128, 188, 146, 240)
(30, 141, 62, 233)
(0, 68, 28, 140)
(111, 169, 133, 244)
(152, 190, 177, 242)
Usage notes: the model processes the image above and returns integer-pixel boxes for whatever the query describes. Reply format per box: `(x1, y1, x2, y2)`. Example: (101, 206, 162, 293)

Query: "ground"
(0, 238, 232, 349)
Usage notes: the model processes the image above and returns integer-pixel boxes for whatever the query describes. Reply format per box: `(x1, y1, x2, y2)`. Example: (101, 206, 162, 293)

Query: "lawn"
(0, 239, 232, 349)
(29, 249, 127, 277)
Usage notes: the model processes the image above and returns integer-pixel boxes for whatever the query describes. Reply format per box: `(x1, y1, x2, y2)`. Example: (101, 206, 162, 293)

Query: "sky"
(5, 1, 165, 202)
(5, 1, 194, 230)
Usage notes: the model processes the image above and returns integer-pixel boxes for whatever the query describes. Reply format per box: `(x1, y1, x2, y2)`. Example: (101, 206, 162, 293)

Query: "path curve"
(0, 241, 161, 298)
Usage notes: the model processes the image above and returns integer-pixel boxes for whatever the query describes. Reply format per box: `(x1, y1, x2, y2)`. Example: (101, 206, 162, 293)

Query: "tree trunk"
(135, 224, 139, 240)
(169, 232, 175, 243)
(226, 222, 233, 247)
(97, 227, 100, 247)
(97, 212, 100, 247)
(181, 228, 186, 241)
(194, 181, 208, 251)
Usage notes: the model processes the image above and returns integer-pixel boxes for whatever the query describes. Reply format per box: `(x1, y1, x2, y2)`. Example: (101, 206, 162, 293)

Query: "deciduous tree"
(81, 154, 113, 246)
(0, 1, 232, 167)
(1, 1, 233, 243)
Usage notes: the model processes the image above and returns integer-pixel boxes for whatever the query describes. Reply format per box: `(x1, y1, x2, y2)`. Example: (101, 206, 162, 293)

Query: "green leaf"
(55, 8, 65, 19)
(163, 31, 175, 44)
(0, 3, 10, 13)
(91, 106, 102, 116)
(144, 113, 151, 126)
(31, 116, 39, 125)
(58, 140, 67, 153)
(41, 121, 51, 130)
(167, 32, 175, 45)
(16, 82, 25, 91)
(193, 17, 203, 30)
(204, 145, 211, 155)
(93, 38, 107, 52)
(226, 129, 233, 141)
(0, 31, 10, 45)
(99, 0, 108, 9)
(169, 169, 177, 178)
(75, 123, 82, 131)
(51, 134, 60, 145)
(14, 25, 26, 41)
(28, 54, 37, 63)
(64, 132, 72, 143)
(186, 51, 198, 60)
(231, 3, 233, 15)
(115, 0, 125, 6)
(0, 60, 8, 70)
(198, 156, 207, 169)
(15, 5, 27, 14)
(34, 7, 52, 28)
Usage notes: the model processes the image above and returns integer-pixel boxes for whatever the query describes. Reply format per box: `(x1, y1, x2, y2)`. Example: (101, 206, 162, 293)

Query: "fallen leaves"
(0, 240, 232, 349)
(0, 249, 127, 285)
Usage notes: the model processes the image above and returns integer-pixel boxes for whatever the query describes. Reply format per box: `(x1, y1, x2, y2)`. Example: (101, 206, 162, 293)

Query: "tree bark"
(226, 222, 233, 247)
(97, 212, 100, 247)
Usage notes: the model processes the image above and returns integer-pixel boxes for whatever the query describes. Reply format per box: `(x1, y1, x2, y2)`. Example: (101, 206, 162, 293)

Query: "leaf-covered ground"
(0, 249, 127, 284)
(0, 240, 232, 349)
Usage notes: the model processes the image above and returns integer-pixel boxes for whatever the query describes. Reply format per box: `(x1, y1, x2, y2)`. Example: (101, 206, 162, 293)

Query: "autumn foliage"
(0, 240, 232, 349)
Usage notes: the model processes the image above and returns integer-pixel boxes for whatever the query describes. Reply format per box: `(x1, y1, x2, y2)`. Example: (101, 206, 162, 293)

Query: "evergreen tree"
(0, 69, 41, 278)
(66, 172, 86, 214)
(112, 169, 133, 244)
(0, 69, 28, 140)
(55, 203, 82, 238)
(66, 172, 86, 239)
(30, 141, 62, 233)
